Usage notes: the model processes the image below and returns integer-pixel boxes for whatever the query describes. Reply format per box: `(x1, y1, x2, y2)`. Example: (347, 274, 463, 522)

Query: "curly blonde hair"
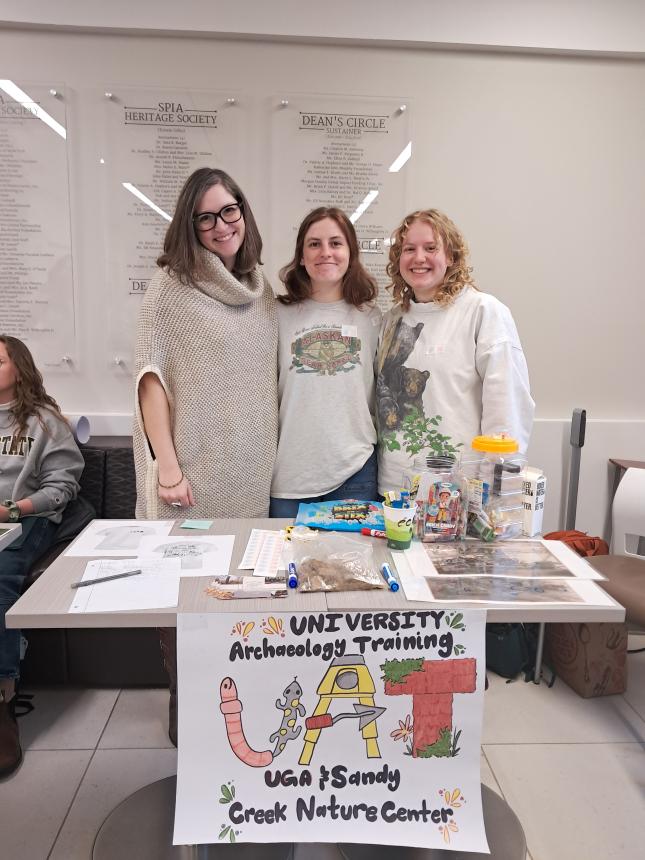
(386, 209, 476, 310)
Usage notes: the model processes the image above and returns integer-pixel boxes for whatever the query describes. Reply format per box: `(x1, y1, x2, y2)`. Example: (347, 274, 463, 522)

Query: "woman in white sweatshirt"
(377, 209, 534, 496)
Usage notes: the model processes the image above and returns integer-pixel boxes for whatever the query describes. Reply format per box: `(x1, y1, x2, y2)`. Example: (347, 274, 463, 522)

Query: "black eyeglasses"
(192, 202, 243, 231)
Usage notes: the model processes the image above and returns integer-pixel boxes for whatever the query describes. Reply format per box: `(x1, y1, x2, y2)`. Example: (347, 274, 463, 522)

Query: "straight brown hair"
(279, 207, 377, 307)
(157, 168, 262, 284)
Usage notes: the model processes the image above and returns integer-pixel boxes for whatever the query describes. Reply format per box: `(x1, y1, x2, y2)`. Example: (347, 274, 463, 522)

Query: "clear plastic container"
(464, 435, 527, 540)
(412, 454, 468, 542)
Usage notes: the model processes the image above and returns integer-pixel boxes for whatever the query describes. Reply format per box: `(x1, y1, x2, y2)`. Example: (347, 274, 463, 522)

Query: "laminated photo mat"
(424, 575, 586, 604)
(392, 546, 617, 606)
(405, 539, 605, 580)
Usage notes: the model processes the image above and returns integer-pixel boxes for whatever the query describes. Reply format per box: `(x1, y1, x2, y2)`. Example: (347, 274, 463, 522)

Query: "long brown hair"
(157, 167, 263, 284)
(0, 335, 64, 440)
(279, 207, 377, 307)
(386, 209, 476, 311)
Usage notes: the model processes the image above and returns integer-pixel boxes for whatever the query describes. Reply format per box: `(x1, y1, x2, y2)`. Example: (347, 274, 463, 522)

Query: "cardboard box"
(522, 467, 546, 536)
(545, 622, 628, 697)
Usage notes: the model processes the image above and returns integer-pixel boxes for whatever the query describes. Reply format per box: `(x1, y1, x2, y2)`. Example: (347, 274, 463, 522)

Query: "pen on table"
(70, 569, 143, 589)
(380, 562, 399, 592)
(287, 562, 298, 589)
(361, 528, 387, 539)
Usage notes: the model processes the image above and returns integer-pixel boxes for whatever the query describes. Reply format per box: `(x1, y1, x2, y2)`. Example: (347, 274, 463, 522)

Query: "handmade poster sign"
(174, 609, 488, 851)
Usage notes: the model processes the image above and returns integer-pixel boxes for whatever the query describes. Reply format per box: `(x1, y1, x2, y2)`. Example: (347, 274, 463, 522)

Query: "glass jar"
(412, 454, 468, 542)
(465, 435, 526, 540)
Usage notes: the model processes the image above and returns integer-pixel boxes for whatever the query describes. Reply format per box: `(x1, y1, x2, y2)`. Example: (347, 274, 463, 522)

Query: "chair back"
(611, 467, 645, 558)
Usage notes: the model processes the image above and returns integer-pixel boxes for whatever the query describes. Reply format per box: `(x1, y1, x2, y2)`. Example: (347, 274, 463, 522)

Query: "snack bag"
(294, 499, 384, 532)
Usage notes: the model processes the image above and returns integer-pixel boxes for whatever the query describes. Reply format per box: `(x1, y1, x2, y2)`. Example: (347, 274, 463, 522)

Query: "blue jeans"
(0, 516, 58, 680)
(270, 447, 378, 519)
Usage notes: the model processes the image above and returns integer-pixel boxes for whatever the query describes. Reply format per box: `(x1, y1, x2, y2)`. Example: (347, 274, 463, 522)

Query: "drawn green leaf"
(220, 784, 232, 802)
(381, 658, 424, 684)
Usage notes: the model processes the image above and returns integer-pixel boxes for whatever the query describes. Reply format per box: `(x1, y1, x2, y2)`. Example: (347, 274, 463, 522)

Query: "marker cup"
(382, 503, 415, 550)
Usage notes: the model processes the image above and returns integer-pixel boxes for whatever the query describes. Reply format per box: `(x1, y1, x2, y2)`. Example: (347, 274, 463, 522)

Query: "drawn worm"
(219, 677, 273, 768)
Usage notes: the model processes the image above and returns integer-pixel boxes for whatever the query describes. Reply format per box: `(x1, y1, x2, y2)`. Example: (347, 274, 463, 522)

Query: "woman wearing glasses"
(134, 168, 277, 745)
(134, 168, 277, 521)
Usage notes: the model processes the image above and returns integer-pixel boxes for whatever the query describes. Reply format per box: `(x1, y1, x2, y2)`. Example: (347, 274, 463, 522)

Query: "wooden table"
(6, 518, 626, 860)
(7, 518, 626, 630)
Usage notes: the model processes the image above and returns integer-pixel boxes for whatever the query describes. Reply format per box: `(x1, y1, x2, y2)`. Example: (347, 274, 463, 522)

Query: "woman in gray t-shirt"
(270, 207, 382, 518)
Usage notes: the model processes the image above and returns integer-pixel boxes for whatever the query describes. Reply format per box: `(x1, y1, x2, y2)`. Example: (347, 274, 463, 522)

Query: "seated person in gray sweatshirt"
(0, 335, 84, 778)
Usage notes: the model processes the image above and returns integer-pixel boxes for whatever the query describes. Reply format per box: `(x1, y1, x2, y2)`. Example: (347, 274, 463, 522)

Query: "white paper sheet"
(390, 550, 433, 602)
(136, 534, 235, 576)
(69, 557, 181, 612)
(253, 532, 286, 578)
(239, 529, 276, 569)
(239, 529, 287, 577)
(64, 519, 174, 556)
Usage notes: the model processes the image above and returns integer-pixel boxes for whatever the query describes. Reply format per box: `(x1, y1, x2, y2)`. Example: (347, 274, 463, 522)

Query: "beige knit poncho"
(133, 249, 278, 520)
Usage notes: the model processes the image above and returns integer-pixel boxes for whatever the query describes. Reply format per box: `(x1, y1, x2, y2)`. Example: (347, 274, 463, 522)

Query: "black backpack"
(485, 623, 548, 683)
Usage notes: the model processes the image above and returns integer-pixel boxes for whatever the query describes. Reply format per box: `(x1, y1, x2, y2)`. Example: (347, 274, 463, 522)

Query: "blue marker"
(380, 562, 399, 592)
(287, 562, 298, 589)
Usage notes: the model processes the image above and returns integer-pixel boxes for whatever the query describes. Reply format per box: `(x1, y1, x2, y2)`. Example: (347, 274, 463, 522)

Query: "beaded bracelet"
(158, 472, 184, 489)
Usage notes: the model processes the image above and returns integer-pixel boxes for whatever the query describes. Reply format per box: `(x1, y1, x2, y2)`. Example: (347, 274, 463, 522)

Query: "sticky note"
(180, 519, 213, 530)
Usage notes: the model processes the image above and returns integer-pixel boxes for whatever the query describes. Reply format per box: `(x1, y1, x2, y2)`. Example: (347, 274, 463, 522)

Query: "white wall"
(1, 24, 643, 537)
(3, 0, 645, 54)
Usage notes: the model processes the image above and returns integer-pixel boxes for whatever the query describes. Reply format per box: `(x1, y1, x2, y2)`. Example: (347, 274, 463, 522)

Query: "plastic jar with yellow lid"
(463, 434, 526, 540)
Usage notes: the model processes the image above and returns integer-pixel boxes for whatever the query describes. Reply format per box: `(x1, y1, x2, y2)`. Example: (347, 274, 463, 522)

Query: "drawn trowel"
(305, 704, 386, 732)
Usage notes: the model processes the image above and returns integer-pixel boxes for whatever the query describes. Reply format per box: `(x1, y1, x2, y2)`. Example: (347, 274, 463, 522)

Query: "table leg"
(532, 622, 546, 685)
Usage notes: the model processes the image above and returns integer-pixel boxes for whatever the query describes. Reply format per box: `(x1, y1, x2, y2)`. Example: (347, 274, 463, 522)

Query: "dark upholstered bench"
(20, 438, 167, 687)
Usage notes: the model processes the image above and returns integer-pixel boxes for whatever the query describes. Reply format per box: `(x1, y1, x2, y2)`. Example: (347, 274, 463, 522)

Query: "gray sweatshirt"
(0, 402, 84, 523)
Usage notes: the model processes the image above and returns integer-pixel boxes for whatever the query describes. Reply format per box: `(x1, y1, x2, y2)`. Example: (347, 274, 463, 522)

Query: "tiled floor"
(2, 650, 644, 859)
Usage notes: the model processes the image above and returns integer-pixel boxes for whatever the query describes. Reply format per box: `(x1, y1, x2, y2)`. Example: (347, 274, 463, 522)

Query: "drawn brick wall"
(385, 659, 476, 755)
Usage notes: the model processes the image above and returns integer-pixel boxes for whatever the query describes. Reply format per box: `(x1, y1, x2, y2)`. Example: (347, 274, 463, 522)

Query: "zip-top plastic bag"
(290, 531, 384, 592)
